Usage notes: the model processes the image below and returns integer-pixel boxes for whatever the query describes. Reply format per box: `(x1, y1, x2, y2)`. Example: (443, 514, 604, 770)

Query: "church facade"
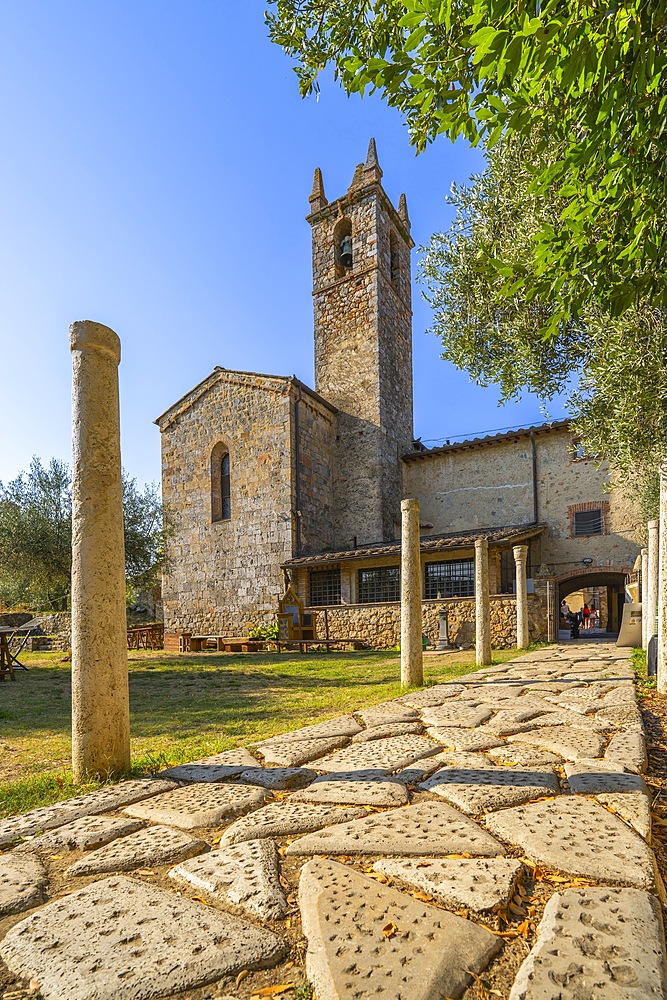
(157, 142, 642, 646)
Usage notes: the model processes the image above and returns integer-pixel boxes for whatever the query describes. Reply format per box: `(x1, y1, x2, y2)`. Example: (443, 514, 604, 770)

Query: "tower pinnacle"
(364, 137, 383, 182)
(309, 168, 327, 213)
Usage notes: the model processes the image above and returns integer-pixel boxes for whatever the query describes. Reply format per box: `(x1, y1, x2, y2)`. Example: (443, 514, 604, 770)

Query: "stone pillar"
(513, 544, 530, 649)
(658, 472, 667, 694)
(70, 320, 130, 780)
(647, 518, 659, 647)
(400, 499, 423, 687)
(641, 547, 649, 650)
(475, 537, 492, 666)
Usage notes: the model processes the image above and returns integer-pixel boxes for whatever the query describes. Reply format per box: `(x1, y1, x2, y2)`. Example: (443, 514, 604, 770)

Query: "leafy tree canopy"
(0, 458, 168, 611)
(267, 1, 667, 327)
(419, 132, 667, 517)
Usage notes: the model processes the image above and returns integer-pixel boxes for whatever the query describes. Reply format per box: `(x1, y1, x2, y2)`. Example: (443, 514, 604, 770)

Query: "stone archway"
(558, 566, 631, 634)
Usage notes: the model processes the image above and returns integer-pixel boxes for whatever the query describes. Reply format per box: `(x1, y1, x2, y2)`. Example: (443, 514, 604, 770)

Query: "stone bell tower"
(307, 139, 415, 548)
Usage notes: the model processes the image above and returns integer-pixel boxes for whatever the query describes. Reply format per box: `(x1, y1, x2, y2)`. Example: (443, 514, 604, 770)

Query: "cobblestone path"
(1, 643, 666, 1000)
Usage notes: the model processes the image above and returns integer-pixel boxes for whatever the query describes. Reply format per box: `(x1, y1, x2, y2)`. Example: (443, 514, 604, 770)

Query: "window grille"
(574, 508, 603, 536)
(424, 559, 474, 599)
(358, 566, 400, 603)
(211, 444, 231, 523)
(309, 569, 341, 606)
(500, 545, 532, 593)
(220, 453, 231, 520)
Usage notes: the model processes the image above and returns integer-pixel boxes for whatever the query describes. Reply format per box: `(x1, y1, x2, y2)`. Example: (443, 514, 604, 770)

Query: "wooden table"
(0, 626, 32, 680)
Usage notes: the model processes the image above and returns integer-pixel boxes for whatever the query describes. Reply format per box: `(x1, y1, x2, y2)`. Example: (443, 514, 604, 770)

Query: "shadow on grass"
(1, 649, 485, 744)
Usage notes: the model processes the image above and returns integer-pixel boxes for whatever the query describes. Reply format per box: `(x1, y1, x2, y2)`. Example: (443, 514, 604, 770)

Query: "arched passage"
(558, 566, 631, 634)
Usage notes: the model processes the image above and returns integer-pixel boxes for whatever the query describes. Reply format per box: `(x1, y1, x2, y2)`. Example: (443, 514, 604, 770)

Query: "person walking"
(582, 603, 591, 629)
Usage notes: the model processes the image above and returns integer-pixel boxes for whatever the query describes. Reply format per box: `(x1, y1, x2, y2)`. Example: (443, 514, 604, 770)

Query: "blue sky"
(0, 2, 567, 488)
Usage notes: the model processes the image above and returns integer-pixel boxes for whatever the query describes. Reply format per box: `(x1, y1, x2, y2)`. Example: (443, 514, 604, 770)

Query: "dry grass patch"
(0, 646, 523, 817)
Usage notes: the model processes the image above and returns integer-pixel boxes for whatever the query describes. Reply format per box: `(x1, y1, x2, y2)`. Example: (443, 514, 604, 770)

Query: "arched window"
(211, 443, 231, 522)
(334, 218, 353, 278)
(390, 230, 400, 289)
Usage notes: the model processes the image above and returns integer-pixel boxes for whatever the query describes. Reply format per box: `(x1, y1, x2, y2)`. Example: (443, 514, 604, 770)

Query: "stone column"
(71, 321, 130, 780)
(475, 537, 492, 666)
(658, 471, 667, 694)
(647, 518, 659, 647)
(641, 547, 649, 650)
(400, 499, 423, 687)
(513, 544, 530, 649)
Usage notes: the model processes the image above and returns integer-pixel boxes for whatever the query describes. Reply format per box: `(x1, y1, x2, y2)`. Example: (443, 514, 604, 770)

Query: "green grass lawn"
(0, 646, 526, 817)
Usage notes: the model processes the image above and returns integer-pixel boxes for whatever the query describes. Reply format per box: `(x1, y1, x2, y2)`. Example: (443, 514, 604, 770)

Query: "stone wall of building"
(295, 390, 336, 556)
(404, 425, 641, 588)
(309, 153, 414, 548)
(158, 371, 296, 635)
(310, 594, 545, 650)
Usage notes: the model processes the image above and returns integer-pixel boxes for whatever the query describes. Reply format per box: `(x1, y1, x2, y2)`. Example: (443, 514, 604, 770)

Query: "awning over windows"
(283, 523, 546, 569)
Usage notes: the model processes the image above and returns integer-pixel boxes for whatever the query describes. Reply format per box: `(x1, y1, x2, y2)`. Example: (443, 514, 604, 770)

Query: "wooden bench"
(185, 635, 266, 653)
(271, 638, 367, 653)
(174, 633, 365, 654)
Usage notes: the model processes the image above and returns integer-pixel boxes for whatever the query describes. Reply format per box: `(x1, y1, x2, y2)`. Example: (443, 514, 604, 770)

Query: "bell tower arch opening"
(334, 217, 353, 277)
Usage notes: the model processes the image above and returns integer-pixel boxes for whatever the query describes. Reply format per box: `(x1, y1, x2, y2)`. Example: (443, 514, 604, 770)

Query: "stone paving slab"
(374, 856, 523, 912)
(427, 727, 506, 751)
(124, 782, 266, 829)
(508, 725, 606, 760)
(29, 815, 144, 852)
(597, 792, 651, 840)
(485, 707, 553, 736)
(170, 838, 287, 920)
(0, 854, 46, 916)
(299, 859, 501, 1000)
(0, 875, 286, 1000)
(313, 734, 442, 774)
(218, 802, 367, 847)
(286, 800, 506, 857)
(486, 796, 659, 891)
(421, 703, 494, 728)
(393, 752, 481, 785)
(66, 824, 207, 876)
(259, 735, 350, 767)
(235, 766, 317, 789)
(605, 730, 648, 773)
(356, 702, 419, 727)
(350, 721, 423, 742)
(0, 779, 178, 846)
(509, 709, 611, 732)
(157, 748, 261, 783)
(595, 704, 644, 728)
(486, 745, 563, 767)
(565, 762, 649, 795)
(397, 684, 464, 707)
(291, 770, 409, 806)
(460, 683, 526, 702)
(509, 887, 667, 1000)
(420, 767, 560, 815)
(255, 715, 362, 746)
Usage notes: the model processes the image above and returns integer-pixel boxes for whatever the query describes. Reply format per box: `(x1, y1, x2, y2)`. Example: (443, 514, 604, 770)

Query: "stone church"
(157, 141, 642, 647)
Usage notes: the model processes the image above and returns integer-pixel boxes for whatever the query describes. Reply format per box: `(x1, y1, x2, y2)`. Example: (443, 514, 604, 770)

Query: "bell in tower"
(340, 233, 352, 269)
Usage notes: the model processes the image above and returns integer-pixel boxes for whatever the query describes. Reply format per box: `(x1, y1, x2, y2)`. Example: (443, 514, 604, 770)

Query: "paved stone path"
(1, 642, 666, 999)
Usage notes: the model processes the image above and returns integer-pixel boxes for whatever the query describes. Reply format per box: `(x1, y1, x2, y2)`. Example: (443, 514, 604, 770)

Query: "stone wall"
(404, 425, 642, 585)
(0, 613, 33, 628)
(310, 594, 545, 650)
(310, 155, 414, 547)
(158, 371, 296, 635)
(296, 391, 336, 557)
(22, 612, 72, 651)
